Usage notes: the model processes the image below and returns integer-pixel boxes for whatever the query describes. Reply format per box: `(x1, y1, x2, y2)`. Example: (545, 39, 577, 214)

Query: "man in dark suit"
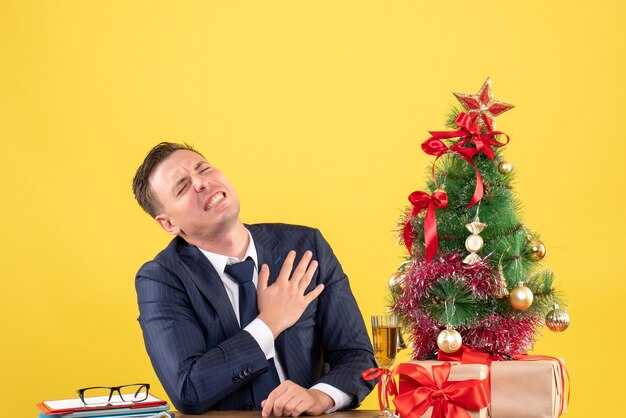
(132, 142, 376, 416)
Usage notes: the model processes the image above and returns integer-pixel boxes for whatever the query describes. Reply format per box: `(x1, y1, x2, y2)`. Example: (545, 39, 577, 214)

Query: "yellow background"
(1, 1, 624, 416)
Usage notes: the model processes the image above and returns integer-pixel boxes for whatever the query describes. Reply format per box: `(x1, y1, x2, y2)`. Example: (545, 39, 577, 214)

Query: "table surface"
(175, 410, 380, 418)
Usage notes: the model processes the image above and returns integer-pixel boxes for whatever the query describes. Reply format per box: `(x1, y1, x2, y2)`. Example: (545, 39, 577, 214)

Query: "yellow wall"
(1, 1, 623, 416)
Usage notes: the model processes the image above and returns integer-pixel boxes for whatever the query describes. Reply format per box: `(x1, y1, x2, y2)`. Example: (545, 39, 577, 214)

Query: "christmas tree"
(392, 79, 570, 359)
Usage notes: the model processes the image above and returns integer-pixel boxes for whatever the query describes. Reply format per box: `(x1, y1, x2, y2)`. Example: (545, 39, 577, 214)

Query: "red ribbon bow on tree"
(391, 362, 488, 418)
(403, 189, 448, 261)
(422, 113, 510, 207)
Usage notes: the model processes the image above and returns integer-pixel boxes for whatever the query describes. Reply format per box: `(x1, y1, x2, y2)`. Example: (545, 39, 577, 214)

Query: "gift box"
(490, 357, 567, 418)
(394, 360, 489, 418)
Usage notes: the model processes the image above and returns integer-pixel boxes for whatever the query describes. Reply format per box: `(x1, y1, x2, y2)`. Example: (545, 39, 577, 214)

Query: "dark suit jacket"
(135, 223, 376, 414)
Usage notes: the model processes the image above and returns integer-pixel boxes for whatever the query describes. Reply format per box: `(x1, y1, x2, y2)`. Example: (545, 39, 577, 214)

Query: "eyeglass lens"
(81, 385, 148, 405)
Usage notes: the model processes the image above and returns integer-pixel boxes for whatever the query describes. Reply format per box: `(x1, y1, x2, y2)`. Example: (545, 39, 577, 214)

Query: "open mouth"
(204, 192, 225, 211)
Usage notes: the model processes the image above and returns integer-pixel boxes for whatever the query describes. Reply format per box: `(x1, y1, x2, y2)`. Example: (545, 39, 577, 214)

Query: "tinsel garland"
(393, 251, 542, 358)
(462, 314, 542, 358)
(399, 252, 495, 301)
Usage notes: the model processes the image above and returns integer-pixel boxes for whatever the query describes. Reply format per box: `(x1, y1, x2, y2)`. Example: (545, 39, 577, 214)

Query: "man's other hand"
(261, 380, 334, 417)
(257, 250, 324, 338)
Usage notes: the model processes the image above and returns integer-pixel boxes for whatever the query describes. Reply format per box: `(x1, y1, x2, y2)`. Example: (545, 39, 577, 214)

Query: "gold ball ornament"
(498, 160, 512, 174)
(509, 282, 534, 310)
(545, 305, 570, 332)
(437, 328, 462, 353)
(388, 272, 406, 295)
(528, 239, 547, 261)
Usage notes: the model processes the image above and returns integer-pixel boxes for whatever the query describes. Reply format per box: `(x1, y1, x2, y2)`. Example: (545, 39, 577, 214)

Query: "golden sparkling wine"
(372, 326, 398, 368)
(371, 314, 398, 417)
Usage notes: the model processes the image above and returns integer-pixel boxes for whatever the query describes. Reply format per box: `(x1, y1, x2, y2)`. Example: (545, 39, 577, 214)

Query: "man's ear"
(155, 214, 180, 235)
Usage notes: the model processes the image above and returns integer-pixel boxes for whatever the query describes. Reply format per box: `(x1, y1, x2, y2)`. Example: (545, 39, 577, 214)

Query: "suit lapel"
(249, 226, 314, 388)
(178, 241, 241, 339)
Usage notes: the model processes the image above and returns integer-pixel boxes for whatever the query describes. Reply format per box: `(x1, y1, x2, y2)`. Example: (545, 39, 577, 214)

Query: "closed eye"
(176, 182, 189, 197)
(195, 161, 210, 173)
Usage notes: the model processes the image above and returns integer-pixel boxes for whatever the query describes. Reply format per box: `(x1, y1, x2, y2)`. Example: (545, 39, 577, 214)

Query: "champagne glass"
(371, 314, 398, 417)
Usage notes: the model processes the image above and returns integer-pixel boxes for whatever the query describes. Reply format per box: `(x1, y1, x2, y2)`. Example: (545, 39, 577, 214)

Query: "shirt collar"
(197, 229, 258, 273)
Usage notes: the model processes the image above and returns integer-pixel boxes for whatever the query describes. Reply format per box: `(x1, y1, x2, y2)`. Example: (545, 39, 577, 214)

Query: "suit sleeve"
(135, 261, 267, 414)
(312, 229, 377, 408)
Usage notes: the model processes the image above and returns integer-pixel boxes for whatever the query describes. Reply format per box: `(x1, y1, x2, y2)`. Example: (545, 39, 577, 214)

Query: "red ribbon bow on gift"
(362, 367, 398, 412)
(437, 345, 500, 404)
(391, 362, 488, 418)
(422, 113, 510, 207)
(403, 189, 448, 261)
(437, 344, 500, 364)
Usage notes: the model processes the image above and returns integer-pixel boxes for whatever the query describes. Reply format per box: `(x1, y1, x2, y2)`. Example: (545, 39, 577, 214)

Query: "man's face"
(149, 149, 241, 241)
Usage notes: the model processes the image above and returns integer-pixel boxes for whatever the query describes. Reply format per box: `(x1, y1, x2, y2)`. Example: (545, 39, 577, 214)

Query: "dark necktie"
(225, 257, 281, 409)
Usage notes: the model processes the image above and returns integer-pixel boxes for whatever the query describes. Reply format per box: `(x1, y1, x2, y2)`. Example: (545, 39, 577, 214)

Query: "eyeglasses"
(77, 383, 150, 406)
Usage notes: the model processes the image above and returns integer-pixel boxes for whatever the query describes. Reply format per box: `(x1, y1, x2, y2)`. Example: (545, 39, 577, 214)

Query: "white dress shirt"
(197, 231, 351, 412)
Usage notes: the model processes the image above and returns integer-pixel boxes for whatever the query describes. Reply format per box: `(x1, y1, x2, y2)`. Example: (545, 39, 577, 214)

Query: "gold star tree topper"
(453, 78, 515, 132)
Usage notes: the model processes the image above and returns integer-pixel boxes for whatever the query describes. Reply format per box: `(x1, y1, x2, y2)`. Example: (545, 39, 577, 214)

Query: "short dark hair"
(132, 142, 204, 217)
